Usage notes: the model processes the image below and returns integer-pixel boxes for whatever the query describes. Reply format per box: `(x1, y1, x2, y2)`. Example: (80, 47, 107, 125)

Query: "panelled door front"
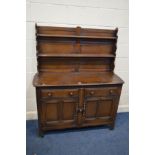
(39, 87, 119, 129)
(40, 88, 79, 129)
(82, 96, 118, 127)
(42, 98, 78, 129)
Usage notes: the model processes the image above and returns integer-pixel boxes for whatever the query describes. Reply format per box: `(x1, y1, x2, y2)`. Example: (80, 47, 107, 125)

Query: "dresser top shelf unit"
(34, 25, 123, 87)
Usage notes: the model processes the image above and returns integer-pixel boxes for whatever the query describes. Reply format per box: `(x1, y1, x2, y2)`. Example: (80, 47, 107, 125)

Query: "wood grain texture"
(33, 25, 124, 136)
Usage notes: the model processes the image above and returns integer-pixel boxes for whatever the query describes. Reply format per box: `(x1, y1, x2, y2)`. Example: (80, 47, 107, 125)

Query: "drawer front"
(85, 87, 120, 97)
(40, 88, 79, 98)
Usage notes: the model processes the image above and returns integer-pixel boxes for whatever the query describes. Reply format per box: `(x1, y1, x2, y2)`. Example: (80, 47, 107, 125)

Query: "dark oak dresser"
(33, 25, 124, 137)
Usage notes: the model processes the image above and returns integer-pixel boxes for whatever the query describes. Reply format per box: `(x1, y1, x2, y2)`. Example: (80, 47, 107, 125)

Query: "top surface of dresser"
(33, 72, 123, 87)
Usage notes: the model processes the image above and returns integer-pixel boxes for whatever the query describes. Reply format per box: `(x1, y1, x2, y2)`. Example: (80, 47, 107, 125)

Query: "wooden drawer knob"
(109, 90, 114, 94)
(78, 81, 82, 85)
(69, 92, 73, 96)
(48, 92, 52, 96)
(90, 91, 95, 95)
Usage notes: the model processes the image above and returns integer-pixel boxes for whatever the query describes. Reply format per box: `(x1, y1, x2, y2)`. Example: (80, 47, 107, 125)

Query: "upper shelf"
(37, 53, 115, 58)
(36, 34, 117, 40)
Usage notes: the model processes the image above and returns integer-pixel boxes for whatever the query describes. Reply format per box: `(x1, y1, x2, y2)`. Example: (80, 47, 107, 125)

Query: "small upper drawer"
(85, 87, 120, 97)
(40, 89, 79, 98)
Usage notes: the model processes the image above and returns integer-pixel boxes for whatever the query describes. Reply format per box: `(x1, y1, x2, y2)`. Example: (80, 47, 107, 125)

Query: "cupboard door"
(41, 98, 78, 129)
(82, 96, 117, 126)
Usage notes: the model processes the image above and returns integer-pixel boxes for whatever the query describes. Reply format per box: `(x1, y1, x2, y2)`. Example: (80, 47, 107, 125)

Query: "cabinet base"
(38, 123, 116, 137)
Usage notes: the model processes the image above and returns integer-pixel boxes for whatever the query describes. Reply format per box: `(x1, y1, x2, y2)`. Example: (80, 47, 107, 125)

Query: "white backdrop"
(26, 0, 129, 119)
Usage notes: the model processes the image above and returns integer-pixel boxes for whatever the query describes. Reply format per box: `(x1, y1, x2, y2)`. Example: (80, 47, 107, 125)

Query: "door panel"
(42, 98, 78, 127)
(62, 100, 75, 120)
(83, 97, 117, 126)
(85, 100, 97, 118)
(45, 102, 58, 121)
(97, 99, 113, 117)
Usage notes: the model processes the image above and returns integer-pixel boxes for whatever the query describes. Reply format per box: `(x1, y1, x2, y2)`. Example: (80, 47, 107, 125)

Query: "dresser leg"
(109, 122, 115, 130)
(38, 129, 44, 137)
